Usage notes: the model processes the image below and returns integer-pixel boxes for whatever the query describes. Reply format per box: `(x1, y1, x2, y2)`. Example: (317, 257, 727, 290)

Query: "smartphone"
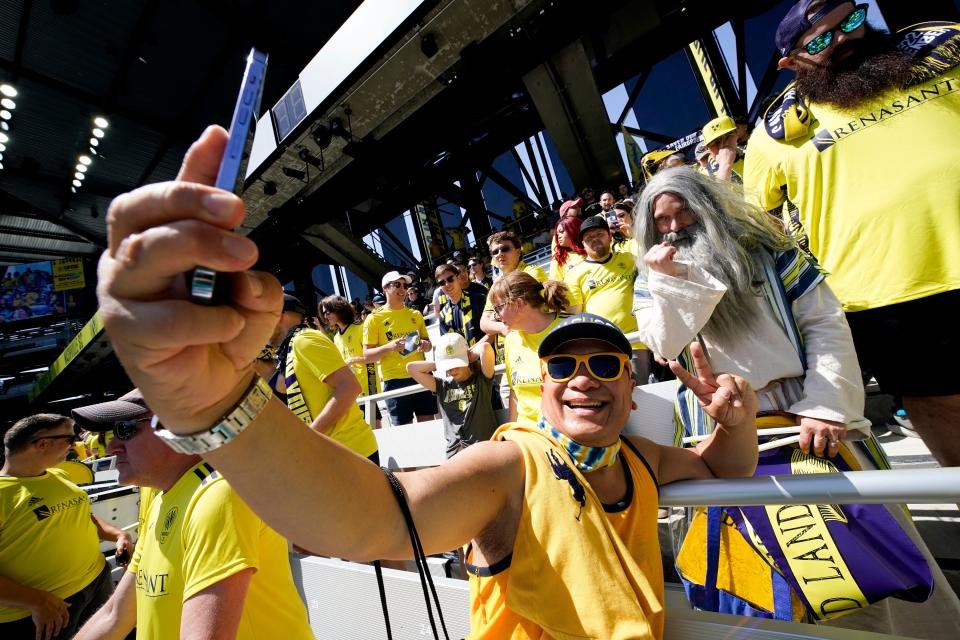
(187, 48, 268, 305)
(399, 331, 422, 356)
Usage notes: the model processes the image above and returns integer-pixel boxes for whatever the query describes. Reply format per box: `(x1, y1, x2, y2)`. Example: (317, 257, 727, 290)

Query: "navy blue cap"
(775, 0, 851, 56)
(578, 215, 611, 239)
(538, 313, 632, 358)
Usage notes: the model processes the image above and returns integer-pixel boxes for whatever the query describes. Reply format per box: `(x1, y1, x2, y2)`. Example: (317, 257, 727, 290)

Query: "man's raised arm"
(96, 125, 522, 561)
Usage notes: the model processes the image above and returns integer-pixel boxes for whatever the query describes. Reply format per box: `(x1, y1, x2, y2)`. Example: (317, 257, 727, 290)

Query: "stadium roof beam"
(522, 39, 627, 192)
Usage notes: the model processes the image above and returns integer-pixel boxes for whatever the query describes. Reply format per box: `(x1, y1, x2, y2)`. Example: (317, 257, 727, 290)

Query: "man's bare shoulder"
(433, 439, 523, 482)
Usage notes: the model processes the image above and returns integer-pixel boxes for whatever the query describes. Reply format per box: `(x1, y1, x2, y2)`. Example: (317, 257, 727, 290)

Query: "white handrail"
(659, 467, 960, 506)
(357, 330, 647, 424)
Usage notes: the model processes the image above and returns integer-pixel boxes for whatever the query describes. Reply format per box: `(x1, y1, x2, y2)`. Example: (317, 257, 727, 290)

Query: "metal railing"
(659, 467, 960, 506)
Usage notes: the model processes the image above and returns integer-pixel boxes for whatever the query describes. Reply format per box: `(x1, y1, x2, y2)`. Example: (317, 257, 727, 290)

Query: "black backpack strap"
(377, 467, 450, 640)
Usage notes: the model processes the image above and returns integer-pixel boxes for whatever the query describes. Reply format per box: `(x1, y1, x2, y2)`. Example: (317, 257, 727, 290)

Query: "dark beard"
(795, 27, 914, 109)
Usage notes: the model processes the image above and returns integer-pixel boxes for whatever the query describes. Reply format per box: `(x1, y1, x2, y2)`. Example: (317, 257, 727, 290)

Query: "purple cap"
(775, 0, 850, 56)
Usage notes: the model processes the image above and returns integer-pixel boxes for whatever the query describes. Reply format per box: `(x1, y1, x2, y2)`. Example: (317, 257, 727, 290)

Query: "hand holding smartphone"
(187, 48, 268, 305)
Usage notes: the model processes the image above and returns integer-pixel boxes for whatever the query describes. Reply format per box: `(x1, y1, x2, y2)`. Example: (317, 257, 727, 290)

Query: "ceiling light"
(0, 132, 7, 143)
(281, 166, 306, 181)
(0, 152, 3, 162)
(0, 142, 4, 152)
(298, 148, 323, 168)
(0, 162, 4, 170)
(89, 146, 97, 155)
(0, 98, 15, 110)
(92, 128, 104, 138)
(75, 173, 85, 181)
(93, 116, 109, 128)
(70, 186, 76, 193)
(89, 137, 99, 147)
(76, 163, 88, 172)
(0, 110, 10, 120)
(78, 155, 92, 165)
(72, 179, 82, 187)
(21, 366, 49, 374)
(311, 123, 332, 150)
(1, 122, 9, 131)
(0, 84, 16, 98)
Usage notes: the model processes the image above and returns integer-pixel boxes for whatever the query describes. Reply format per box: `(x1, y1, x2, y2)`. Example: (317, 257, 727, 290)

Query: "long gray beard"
(666, 228, 761, 344)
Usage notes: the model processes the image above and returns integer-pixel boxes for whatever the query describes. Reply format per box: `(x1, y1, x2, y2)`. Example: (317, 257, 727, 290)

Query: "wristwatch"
(151, 375, 272, 454)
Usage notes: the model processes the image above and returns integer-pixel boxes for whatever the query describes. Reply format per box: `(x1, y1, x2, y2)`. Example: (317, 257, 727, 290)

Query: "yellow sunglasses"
(540, 352, 630, 383)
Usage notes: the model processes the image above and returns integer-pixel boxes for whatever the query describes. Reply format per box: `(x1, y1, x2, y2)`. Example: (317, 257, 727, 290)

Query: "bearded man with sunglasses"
(0, 414, 130, 640)
(71, 391, 313, 640)
(745, 0, 960, 467)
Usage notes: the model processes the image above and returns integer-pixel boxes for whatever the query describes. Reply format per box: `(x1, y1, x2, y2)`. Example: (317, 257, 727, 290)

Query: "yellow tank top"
(467, 426, 664, 639)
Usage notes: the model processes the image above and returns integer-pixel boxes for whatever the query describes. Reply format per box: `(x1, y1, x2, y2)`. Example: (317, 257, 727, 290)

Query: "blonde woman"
(487, 272, 572, 424)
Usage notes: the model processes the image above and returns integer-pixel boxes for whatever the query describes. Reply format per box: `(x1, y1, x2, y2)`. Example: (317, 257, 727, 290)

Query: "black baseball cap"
(578, 215, 611, 239)
(72, 389, 149, 432)
(538, 313, 632, 358)
(775, 0, 850, 56)
(283, 294, 307, 316)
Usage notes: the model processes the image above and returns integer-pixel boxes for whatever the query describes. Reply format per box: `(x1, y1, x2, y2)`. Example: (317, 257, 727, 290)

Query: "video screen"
(1, 260, 84, 323)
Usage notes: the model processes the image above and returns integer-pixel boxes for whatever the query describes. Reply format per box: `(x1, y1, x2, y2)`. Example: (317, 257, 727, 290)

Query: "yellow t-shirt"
(82, 431, 112, 459)
(0, 469, 105, 622)
(483, 261, 549, 314)
(614, 237, 641, 264)
(333, 321, 381, 397)
(129, 462, 313, 640)
(744, 68, 960, 311)
(287, 329, 378, 457)
(564, 252, 641, 339)
(504, 314, 565, 424)
(549, 252, 584, 281)
(362, 305, 428, 381)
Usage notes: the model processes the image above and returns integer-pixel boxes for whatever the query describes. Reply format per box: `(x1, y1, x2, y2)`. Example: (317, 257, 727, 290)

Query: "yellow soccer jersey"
(504, 314, 565, 424)
(0, 469, 104, 622)
(564, 252, 641, 340)
(334, 321, 381, 397)
(287, 329, 378, 457)
(550, 252, 585, 282)
(362, 305, 428, 381)
(614, 237, 641, 264)
(745, 63, 960, 311)
(129, 462, 313, 640)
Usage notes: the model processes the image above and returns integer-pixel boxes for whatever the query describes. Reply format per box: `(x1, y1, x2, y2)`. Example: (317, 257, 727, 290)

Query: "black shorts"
(383, 378, 437, 425)
(0, 562, 112, 640)
(846, 289, 960, 397)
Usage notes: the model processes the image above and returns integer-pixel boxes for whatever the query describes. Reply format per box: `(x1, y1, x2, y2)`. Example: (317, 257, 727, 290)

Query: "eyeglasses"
(437, 275, 457, 286)
(492, 300, 512, 320)
(490, 246, 513, 256)
(113, 417, 152, 441)
(32, 433, 79, 444)
(540, 352, 630, 383)
(791, 4, 868, 56)
(388, 281, 409, 290)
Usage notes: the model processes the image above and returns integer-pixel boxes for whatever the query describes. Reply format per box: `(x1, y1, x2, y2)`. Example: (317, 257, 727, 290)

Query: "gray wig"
(633, 168, 795, 341)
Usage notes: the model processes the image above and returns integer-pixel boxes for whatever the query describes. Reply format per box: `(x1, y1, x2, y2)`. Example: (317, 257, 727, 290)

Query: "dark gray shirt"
(435, 366, 497, 458)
